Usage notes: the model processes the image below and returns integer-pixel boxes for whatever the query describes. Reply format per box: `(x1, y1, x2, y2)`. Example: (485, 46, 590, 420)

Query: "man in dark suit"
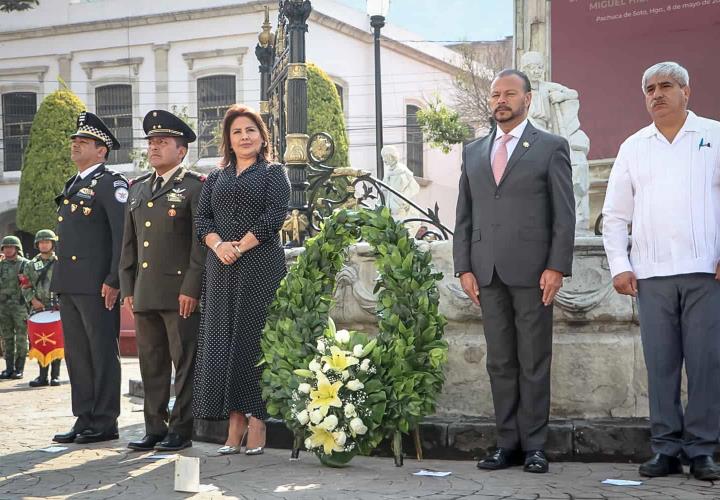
(453, 69, 575, 473)
(120, 110, 206, 452)
(51, 112, 128, 444)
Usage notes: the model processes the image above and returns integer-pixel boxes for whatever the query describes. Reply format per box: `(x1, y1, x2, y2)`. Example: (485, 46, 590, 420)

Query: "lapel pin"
(523, 141, 530, 148)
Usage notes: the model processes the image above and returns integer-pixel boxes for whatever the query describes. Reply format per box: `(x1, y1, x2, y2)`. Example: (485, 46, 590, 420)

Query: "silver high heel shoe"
(245, 420, 266, 455)
(218, 427, 248, 455)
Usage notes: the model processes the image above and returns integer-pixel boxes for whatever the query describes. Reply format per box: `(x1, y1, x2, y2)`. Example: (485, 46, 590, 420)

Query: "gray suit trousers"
(636, 273, 720, 458)
(480, 270, 554, 451)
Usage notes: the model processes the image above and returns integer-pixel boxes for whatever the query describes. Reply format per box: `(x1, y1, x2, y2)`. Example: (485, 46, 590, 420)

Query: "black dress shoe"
(524, 450, 549, 473)
(53, 428, 80, 443)
(29, 376, 49, 387)
(690, 455, 720, 481)
(638, 453, 682, 477)
(74, 428, 119, 444)
(477, 447, 522, 470)
(154, 433, 192, 451)
(128, 434, 166, 451)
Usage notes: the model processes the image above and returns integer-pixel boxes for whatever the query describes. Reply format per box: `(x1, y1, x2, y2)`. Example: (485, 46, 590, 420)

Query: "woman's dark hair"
(219, 104, 271, 166)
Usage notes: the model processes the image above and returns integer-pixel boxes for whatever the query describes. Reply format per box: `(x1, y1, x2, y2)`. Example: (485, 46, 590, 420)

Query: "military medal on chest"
(168, 205, 177, 217)
(166, 188, 186, 203)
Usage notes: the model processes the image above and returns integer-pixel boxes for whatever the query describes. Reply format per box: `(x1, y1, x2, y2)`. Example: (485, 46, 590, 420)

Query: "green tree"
(17, 89, 85, 235)
(306, 63, 351, 215)
(307, 62, 349, 168)
(416, 95, 471, 154)
(0, 0, 39, 12)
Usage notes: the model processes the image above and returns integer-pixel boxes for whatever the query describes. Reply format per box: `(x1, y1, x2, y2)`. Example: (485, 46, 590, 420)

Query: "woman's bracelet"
(212, 240, 223, 251)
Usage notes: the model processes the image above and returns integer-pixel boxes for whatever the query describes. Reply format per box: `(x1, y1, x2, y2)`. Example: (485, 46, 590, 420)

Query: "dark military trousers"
(60, 294, 120, 434)
(134, 310, 198, 439)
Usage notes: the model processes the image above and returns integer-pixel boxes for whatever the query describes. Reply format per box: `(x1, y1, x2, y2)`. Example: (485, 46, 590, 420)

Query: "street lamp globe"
(366, 0, 390, 18)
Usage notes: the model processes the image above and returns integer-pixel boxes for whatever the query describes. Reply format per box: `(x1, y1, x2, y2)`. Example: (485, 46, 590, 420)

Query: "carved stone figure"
(380, 145, 421, 235)
(520, 51, 590, 233)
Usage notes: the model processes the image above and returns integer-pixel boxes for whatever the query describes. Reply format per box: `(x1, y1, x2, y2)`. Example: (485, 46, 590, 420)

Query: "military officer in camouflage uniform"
(22, 229, 62, 387)
(51, 112, 127, 445)
(0, 235, 29, 379)
(120, 110, 206, 452)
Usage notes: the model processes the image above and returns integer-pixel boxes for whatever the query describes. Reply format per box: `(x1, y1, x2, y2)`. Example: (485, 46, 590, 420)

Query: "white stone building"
(0, 0, 463, 236)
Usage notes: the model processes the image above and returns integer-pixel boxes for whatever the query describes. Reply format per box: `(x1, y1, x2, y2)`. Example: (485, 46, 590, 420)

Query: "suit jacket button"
(71, 255, 77, 261)
(142, 262, 148, 269)
(58, 216, 63, 222)
(145, 221, 151, 227)
(147, 202, 154, 208)
(63, 200, 69, 205)
(143, 241, 149, 248)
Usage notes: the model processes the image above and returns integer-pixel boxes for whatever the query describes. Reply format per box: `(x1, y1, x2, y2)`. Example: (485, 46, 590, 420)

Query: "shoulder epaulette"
(129, 172, 153, 187)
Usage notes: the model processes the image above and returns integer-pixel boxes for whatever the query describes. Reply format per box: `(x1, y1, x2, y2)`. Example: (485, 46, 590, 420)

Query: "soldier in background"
(22, 229, 62, 387)
(0, 235, 29, 380)
(120, 109, 205, 452)
(51, 112, 127, 445)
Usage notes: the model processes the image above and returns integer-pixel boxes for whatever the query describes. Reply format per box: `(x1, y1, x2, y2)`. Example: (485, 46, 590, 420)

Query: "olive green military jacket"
(0, 256, 29, 308)
(22, 254, 57, 308)
(119, 167, 207, 312)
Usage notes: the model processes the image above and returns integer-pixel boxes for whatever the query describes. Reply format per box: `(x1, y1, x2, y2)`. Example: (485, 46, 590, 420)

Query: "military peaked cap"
(143, 109, 197, 143)
(70, 111, 120, 150)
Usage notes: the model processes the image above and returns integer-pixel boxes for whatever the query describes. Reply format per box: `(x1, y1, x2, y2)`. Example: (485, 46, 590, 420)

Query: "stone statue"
(380, 145, 421, 236)
(520, 51, 590, 233)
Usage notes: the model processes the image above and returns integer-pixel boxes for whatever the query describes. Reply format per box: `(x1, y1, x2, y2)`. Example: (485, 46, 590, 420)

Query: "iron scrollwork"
(305, 132, 453, 240)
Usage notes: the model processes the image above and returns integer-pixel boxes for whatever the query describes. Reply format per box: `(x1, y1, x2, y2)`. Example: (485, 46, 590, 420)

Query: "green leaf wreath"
(260, 207, 448, 464)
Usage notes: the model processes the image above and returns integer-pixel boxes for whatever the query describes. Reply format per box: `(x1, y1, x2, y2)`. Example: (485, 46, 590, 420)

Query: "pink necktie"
(492, 134, 513, 184)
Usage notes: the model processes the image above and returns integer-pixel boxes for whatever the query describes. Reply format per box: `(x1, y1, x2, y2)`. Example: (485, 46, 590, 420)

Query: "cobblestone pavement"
(1, 358, 719, 499)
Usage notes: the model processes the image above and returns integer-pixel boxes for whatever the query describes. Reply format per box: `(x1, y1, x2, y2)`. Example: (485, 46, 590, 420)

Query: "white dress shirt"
(78, 162, 103, 179)
(602, 111, 720, 279)
(491, 119, 528, 163)
(151, 164, 182, 189)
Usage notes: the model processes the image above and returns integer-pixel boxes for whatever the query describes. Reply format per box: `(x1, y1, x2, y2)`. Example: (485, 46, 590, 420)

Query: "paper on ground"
(145, 453, 177, 460)
(38, 446, 68, 453)
(174, 456, 200, 493)
(602, 479, 643, 486)
(413, 470, 452, 477)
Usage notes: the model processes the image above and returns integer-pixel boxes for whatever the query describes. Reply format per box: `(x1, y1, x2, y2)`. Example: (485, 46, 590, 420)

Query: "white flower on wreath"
(353, 344, 364, 357)
(310, 409, 324, 425)
(320, 414, 339, 431)
(317, 339, 326, 352)
(296, 409, 310, 425)
(346, 379, 364, 391)
(342, 370, 350, 381)
(360, 358, 371, 372)
(350, 417, 368, 436)
(298, 383, 311, 394)
(344, 403, 357, 419)
(309, 359, 322, 373)
(335, 329, 350, 344)
(334, 430, 347, 446)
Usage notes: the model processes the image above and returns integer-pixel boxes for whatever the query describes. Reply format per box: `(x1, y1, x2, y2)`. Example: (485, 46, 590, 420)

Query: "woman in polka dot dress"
(193, 104, 290, 455)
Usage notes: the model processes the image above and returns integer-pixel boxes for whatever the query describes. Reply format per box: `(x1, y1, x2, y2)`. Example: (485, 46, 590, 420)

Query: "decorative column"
(153, 44, 170, 109)
(256, 6, 274, 127)
(513, 0, 551, 75)
(282, 0, 312, 242)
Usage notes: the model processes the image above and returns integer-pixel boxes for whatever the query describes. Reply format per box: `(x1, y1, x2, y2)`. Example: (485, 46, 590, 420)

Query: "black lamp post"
(367, 0, 389, 179)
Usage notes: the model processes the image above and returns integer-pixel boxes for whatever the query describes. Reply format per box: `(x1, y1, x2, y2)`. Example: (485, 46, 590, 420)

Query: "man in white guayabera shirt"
(602, 61, 720, 481)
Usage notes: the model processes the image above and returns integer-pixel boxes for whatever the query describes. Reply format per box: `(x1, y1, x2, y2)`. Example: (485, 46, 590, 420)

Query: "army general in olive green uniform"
(0, 235, 29, 379)
(120, 110, 206, 452)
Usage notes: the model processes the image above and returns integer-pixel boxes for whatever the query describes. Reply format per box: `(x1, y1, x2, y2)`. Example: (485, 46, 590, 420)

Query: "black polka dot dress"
(192, 158, 290, 421)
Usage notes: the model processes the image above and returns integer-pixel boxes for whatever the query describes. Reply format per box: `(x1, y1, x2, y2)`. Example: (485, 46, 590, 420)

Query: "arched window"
(96, 84, 132, 164)
(197, 75, 235, 158)
(406, 104, 423, 177)
(2, 92, 36, 172)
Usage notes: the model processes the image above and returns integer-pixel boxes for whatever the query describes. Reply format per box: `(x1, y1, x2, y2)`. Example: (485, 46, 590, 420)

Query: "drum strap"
(37, 259, 55, 286)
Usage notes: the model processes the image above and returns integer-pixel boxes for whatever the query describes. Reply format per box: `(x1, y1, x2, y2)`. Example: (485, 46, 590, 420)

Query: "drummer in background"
(22, 230, 63, 387)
